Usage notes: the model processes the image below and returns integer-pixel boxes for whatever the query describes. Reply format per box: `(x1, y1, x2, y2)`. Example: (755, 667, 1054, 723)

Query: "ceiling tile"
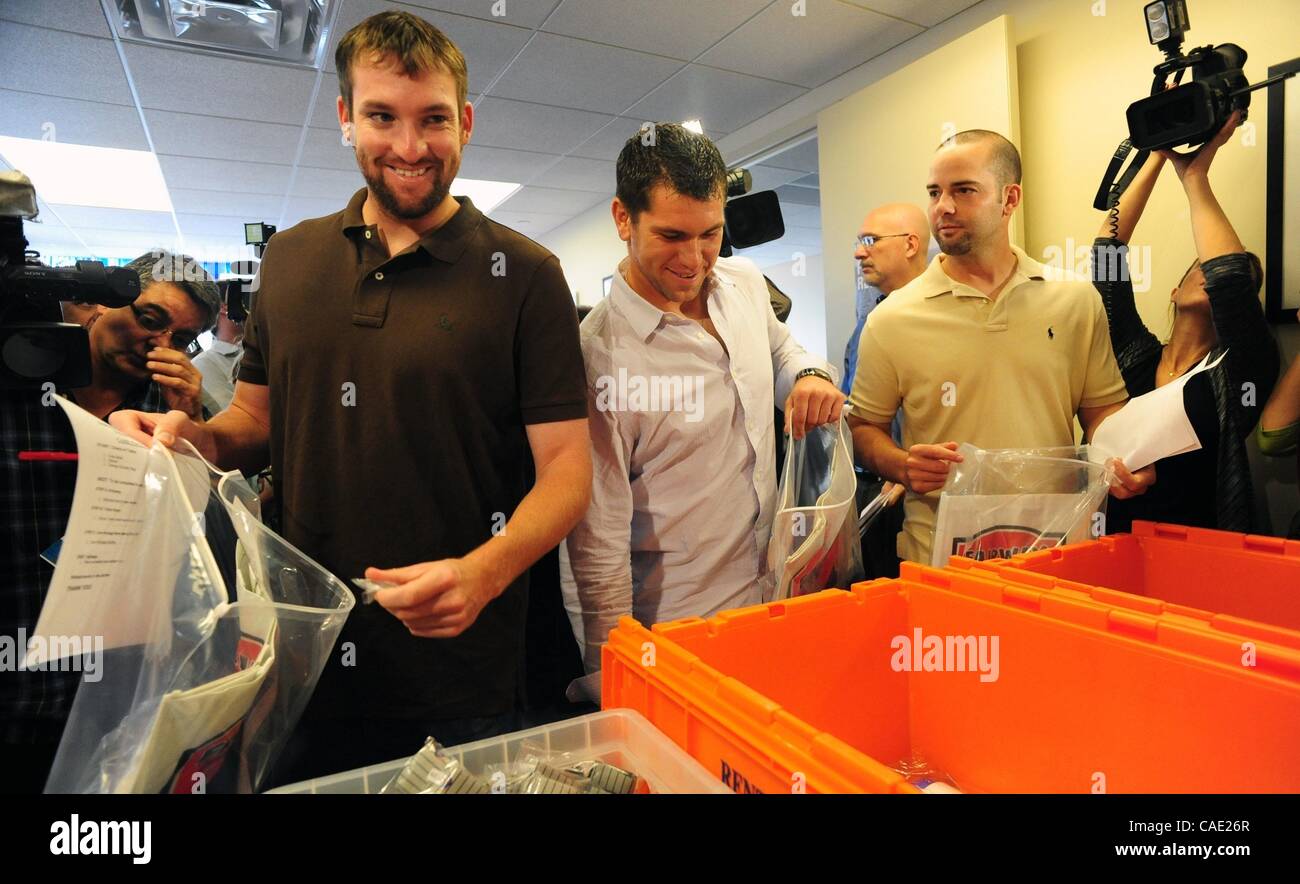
(280, 196, 349, 226)
(698, 0, 921, 88)
(323, 0, 534, 93)
(471, 97, 614, 154)
(489, 32, 682, 115)
(626, 64, 805, 134)
(541, 0, 770, 61)
(496, 185, 607, 215)
(401, 0, 563, 29)
(0, 23, 133, 106)
(459, 143, 559, 184)
(309, 83, 344, 130)
(168, 189, 288, 218)
(745, 164, 807, 191)
(778, 203, 822, 226)
(568, 116, 654, 161)
(0, 89, 149, 150)
(526, 156, 615, 193)
(774, 183, 820, 207)
(289, 167, 367, 200)
(159, 155, 292, 195)
(487, 209, 575, 238)
(145, 110, 302, 165)
(124, 43, 319, 125)
(763, 138, 819, 173)
(299, 126, 361, 171)
(0, 0, 112, 38)
(47, 205, 176, 235)
(176, 213, 256, 238)
(840, 0, 982, 28)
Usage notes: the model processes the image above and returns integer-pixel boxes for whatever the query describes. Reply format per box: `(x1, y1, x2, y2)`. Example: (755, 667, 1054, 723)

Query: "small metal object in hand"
(351, 577, 397, 604)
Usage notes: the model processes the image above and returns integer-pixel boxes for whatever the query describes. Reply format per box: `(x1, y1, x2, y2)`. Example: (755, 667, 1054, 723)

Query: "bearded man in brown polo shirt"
(114, 11, 592, 782)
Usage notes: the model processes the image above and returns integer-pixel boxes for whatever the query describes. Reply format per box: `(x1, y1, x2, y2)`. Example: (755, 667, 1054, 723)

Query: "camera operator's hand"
(1158, 110, 1241, 183)
(903, 441, 964, 495)
(109, 409, 217, 463)
(146, 347, 204, 420)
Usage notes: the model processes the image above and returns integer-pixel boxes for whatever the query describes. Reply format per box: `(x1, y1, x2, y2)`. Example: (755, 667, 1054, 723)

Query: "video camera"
(721, 167, 785, 257)
(1, 172, 141, 389)
(1093, 0, 1294, 211)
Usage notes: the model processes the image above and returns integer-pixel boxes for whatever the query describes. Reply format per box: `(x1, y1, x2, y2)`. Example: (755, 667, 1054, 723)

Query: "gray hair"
(123, 250, 222, 332)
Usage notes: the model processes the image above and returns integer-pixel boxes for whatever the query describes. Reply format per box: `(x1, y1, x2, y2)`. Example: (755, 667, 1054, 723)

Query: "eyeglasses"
(855, 233, 910, 249)
(129, 303, 201, 352)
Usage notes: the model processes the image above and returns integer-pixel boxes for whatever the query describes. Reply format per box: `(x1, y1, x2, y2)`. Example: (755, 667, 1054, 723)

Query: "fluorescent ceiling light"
(453, 178, 520, 214)
(0, 137, 173, 213)
(108, 0, 341, 69)
(681, 120, 704, 134)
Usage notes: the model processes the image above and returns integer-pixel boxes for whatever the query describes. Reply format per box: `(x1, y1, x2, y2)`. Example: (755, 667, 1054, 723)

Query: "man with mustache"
(113, 10, 591, 782)
(847, 130, 1154, 565)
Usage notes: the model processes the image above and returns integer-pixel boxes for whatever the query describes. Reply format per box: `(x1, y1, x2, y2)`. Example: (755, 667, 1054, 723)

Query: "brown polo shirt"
(239, 189, 586, 722)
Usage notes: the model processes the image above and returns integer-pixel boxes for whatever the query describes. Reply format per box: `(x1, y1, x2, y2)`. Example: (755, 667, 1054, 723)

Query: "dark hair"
(939, 129, 1022, 187)
(124, 250, 221, 332)
(616, 123, 727, 218)
(336, 10, 468, 119)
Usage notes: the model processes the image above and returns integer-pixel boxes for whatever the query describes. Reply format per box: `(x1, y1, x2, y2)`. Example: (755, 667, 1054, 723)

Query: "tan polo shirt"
(849, 245, 1128, 563)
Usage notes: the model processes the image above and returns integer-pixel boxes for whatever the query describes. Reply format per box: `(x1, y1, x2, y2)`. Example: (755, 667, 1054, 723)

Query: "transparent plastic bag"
(44, 440, 354, 794)
(767, 414, 865, 601)
(930, 443, 1112, 568)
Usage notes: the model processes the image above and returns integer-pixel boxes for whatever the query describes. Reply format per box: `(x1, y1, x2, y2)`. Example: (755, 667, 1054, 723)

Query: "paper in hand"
(1088, 350, 1227, 472)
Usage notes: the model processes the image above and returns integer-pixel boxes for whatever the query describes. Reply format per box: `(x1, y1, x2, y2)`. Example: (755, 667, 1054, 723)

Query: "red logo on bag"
(951, 525, 1064, 561)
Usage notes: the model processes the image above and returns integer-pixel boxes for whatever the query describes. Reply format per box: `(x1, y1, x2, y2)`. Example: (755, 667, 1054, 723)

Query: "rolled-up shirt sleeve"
(766, 296, 837, 407)
(563, 372, 636, 674)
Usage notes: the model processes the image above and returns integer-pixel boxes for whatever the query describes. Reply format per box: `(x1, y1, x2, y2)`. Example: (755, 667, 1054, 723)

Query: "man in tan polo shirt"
(848, 129, 1154, 564)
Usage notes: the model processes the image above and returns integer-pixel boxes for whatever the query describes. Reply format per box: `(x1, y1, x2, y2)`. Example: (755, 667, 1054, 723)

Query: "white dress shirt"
(563, 256, 835, 671)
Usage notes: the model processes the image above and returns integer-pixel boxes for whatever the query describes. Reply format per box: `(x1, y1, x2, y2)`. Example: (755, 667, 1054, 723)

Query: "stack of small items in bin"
(381, 738, 651, 795)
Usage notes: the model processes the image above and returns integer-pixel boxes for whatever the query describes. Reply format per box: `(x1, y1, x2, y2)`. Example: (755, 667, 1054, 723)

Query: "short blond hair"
(335, 10, 468, 119)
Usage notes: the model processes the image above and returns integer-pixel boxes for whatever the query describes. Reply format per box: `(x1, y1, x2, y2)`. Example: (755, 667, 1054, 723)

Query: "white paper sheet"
(25, 398, 203, 666)
(1087, 350, 1228, 472)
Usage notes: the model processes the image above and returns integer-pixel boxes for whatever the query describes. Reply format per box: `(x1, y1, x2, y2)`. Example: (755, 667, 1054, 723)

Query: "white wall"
(759, 251, 828, 362)
(538, 198, 623, 307)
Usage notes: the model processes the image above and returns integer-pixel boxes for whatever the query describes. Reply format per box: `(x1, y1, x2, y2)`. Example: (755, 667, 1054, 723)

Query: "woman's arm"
(1097, 150, 1167, 244)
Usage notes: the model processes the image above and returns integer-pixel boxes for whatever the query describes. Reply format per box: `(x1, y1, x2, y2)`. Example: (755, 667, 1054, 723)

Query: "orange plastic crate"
(950, 521, 1300, 642)
(601, 568, 1300, 793)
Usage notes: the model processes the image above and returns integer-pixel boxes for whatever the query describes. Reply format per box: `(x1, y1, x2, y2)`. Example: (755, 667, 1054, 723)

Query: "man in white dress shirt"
(564, 123, 843, 672)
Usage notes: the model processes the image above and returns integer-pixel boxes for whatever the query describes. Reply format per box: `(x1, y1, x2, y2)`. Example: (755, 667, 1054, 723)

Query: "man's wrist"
(796, 367, 833, 385)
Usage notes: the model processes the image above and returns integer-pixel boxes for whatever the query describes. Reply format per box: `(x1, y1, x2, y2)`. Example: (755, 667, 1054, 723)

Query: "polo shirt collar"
(339, 188, 484, 264)
(919, 244, 1047, 298)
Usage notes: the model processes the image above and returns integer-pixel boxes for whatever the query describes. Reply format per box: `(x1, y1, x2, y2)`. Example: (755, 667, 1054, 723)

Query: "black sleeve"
(515, 255, 588, 425)
(1202, 253, 1281, 441)
(1092, 237, 1160, 397)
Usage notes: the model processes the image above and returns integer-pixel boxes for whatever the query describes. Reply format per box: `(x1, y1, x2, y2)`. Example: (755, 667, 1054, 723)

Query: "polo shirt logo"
(1048, 326, 1054, 340)
(438, 314, 454, 331)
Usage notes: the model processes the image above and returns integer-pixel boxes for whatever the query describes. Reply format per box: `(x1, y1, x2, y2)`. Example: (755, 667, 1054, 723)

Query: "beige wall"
(540, 198, 621, 307)
(817, 15, 1020, 371)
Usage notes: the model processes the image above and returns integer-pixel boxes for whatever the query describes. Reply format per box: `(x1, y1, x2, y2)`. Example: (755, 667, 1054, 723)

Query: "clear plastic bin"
(266, 708, 729, 794)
